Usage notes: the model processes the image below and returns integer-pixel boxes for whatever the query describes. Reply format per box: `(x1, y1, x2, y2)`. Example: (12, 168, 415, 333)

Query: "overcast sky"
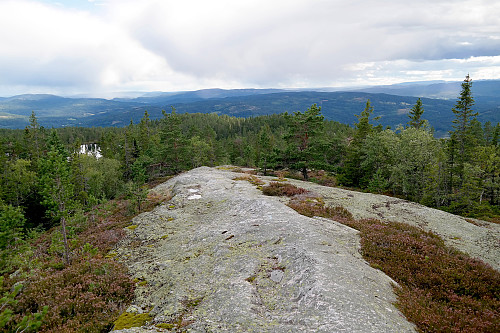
(1, 0, 499, 97)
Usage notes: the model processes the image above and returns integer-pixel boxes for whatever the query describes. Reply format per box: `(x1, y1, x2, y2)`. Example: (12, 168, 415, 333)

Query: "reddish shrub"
(2, 191, 170, 332)
(262, 182, 309, 197)
(10, 258, 134, 333)
(288, 197, 353, 222)
(343, 218, 500, 333)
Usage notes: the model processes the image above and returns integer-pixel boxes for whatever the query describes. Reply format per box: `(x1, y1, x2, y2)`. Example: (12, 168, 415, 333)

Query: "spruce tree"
(39, 131, 74, 265)
(160, 107, 189, 174)
(353, 100, 374, 144)
(339, 100, 376, 187)
(450, 74, 478, 186)
(408, 98, 425, 129)
(23, 111, 45, 162)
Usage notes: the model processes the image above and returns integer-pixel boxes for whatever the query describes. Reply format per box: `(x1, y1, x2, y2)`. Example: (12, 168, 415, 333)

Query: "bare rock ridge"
(280, 178, 500, 272)
(113, 167, 498, 332)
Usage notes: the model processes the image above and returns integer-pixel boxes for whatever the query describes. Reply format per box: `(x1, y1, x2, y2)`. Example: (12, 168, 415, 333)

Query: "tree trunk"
(56, 178, 71, 266)
(302, 166, 308, 180)
(60, 215, 70, 266)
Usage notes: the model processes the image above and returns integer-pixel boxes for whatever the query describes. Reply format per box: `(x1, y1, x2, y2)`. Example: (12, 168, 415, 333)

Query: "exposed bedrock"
(113, 166, 497, 332)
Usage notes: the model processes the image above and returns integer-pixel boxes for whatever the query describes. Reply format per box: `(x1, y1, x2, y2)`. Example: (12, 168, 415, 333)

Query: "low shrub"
(288, 197, 353, 222)
(1, 189, 170, 332)
(12, 258, 134, 333)
(354, 219, 500, 332)
(262, 182, 309, 197)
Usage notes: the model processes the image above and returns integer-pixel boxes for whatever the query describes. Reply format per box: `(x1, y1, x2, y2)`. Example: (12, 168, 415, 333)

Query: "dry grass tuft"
(233, 174, 265, 186)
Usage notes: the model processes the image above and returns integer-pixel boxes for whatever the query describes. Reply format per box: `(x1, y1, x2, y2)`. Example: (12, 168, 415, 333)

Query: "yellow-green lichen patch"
(245, 275, 257, 283)
(113, 312, 152, 330)
(156, 323, 175, 329)
(105, 251, 118, 259)
(133, 277, 148, 286)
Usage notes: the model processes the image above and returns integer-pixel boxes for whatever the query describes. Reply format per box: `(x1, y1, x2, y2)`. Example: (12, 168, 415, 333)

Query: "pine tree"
(284, 104, 324, 180)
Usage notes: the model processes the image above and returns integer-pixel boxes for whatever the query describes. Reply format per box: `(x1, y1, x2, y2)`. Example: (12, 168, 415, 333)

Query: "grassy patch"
(217, 165, 243, 172)
(289, 198, 500, 333)
(288, 196, 353, 222)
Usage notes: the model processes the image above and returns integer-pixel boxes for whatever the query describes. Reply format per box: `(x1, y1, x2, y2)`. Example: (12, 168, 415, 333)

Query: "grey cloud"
(124, 0, 499, 87)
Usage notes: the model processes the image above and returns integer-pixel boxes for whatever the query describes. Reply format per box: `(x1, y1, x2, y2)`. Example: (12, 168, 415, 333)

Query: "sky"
(1, 0, 500, 97)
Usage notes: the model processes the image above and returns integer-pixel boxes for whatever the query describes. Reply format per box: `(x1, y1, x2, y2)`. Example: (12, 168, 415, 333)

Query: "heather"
(261, 182, 309, 197)
(287, 195, 500, 332)
(0, 191, 168, 332)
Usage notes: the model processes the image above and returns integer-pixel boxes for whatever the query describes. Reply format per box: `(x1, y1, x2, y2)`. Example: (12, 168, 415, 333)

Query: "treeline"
(336, 77, 500, 217)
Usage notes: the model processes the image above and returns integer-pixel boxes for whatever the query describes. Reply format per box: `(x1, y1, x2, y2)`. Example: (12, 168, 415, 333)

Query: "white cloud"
(0, 0, 499, 95)
(0, 0, 181, 94)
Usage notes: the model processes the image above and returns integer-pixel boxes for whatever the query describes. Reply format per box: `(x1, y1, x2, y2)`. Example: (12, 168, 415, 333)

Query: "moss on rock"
(113, 312, 152, 330)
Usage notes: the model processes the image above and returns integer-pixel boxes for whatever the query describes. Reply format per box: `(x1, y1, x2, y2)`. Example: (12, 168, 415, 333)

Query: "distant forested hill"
(1, 84, 499, 137)
(355, 79, 500, 99)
